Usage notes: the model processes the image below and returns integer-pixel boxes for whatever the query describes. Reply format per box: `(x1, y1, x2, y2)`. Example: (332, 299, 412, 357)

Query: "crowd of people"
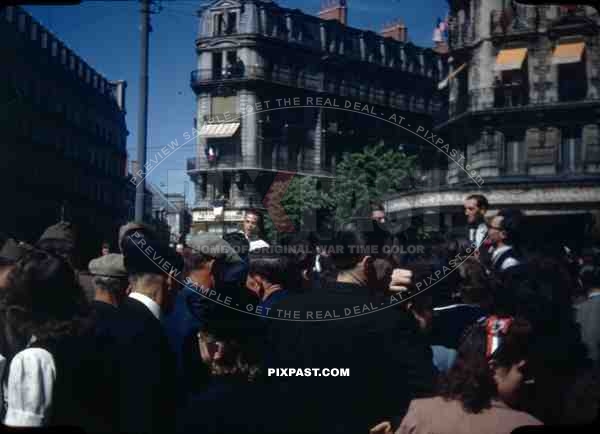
(1, 198, 599, 433)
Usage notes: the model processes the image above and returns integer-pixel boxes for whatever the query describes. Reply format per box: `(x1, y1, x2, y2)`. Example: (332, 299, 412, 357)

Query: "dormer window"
(226, 11, 237, 34)
(213, 10, 238, 36)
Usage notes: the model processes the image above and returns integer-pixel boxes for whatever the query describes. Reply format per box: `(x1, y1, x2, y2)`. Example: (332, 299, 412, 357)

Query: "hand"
(389, 268, 413, 292)
(370, 421, 394, 434)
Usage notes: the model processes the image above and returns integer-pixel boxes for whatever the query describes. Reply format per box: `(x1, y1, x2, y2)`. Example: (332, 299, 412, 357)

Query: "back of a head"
(2, 249, 87, 331)
(441, 316, 534, 413)
(330, 220, 390, 271)
(248, 251, 290, 287)
(457, 258, 490, 304)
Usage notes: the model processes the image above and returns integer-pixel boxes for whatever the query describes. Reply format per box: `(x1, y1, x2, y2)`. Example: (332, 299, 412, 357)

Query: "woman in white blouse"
(0, 249, 106, 430)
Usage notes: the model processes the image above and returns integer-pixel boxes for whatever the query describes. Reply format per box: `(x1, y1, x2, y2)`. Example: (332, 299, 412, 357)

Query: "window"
(211, 95, 237, 116)
(226, 11, 237, 34)
(17, 13, 26, 32)
(558, 60, 587, 102)
(61, 48, 67, 64)
(494, 68, 529, 107)
(69, 55, 76, 71)
(213, 13, 224, 35)
(5, 6, 15, 23)
(212, 52, 223, 79)
(31, 23, 38, 41)
(503, 133, 525, 174)
(560, 127, 582, 173)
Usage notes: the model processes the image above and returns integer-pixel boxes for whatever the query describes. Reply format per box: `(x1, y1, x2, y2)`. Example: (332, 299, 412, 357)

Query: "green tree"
(333, 144, 416, 225)
(264, 175, 334, 242)
(264, 144, 416, 240)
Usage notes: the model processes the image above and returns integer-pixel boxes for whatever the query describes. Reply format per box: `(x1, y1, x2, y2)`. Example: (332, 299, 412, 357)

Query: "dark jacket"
(431, 303, 487, 349)
(115, 297, 176, 434)
(177, 378, 275, 434)
(267, 282, 437, 433)
(162, 287, 208, 399)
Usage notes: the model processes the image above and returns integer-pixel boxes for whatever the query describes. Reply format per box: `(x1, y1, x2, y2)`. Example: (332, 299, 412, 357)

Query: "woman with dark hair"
(397, 317, 542, 434)
(176, 305, 269, 434)
(491, 255, 592, 424)
(0, 249, 112, 431)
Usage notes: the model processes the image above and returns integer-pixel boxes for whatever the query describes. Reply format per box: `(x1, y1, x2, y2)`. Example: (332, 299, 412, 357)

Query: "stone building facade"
(188, 0, 447, 234)
(0, 6, 130, 262)
(385, 1, 600, 247)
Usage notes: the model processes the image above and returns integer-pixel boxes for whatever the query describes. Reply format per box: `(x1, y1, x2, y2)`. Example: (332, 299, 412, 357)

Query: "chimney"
(381, 20, 407, 42)
(318, 0, 347, 25)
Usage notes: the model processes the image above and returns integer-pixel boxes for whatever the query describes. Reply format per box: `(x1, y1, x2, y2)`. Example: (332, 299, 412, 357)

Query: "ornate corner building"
(386, 1, 600, 246)
(188, 0, 447, 234)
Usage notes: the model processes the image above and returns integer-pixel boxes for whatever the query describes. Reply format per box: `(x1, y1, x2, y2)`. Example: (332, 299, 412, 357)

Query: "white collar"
(129, 292, 161, 320)
(491, 245, 512, 262)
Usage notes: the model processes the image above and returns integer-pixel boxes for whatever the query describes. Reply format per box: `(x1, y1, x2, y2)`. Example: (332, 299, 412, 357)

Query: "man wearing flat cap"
(89, 253, 129, 308)
(87, 253, 130, 433)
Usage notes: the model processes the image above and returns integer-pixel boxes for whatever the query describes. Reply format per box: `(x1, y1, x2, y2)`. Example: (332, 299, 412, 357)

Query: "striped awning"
(494, 48, 528, 72)
(199, 122, 240, 138)
(552, 42, 585, 65)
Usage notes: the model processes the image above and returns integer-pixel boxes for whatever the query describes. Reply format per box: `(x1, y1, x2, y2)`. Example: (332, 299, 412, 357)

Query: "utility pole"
(135, 0, 151, 221)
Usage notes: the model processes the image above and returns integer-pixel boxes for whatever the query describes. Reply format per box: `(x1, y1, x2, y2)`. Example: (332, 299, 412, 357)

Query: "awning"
(198, 122, 240, 138)
(494, 48, 528, 72)
(552, 42, 585, 65)
(437, 63, 467, 90)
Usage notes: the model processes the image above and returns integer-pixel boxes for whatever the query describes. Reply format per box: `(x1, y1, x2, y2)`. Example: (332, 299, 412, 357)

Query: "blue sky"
(25, 0, 447, 205)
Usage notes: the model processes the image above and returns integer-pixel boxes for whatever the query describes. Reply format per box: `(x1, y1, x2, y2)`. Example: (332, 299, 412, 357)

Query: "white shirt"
(249, 239, 270, 251)
(129, 292, 162, 320)
(491, 245, 520, 271)
(2, 347, 56, 427)
(468, 222, 488, 248)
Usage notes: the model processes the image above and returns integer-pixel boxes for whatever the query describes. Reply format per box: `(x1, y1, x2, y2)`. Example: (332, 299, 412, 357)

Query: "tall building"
(188, 0, 447, 234)
(385, 1, 600, 247)
(149, 184, 191, 244)
(0, 6, 129, 262)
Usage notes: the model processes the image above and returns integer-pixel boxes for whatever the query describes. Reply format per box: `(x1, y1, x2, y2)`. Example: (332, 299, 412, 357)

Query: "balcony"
(187, 156, 245, 172)
(191, 65, 322, 92)
(491, 9, 538, 37)
(449, 21, 472, 49)
(190, 66, 435, 114)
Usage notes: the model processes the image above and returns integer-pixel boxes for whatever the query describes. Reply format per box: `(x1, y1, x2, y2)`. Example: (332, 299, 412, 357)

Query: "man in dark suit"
(117, 233, 179, 434)
(268, 222, 437, 433)
(87, 253, 130, 433)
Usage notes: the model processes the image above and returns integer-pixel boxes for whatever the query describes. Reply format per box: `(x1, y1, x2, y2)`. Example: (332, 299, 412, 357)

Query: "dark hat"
(123, 233, 172, 276)
(118, 222, 156, 252)
(0, 239, 31, 265)
(88, 253, 127, 278)
(38, 221, 75, 245)
(187, 233, 241, 264)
